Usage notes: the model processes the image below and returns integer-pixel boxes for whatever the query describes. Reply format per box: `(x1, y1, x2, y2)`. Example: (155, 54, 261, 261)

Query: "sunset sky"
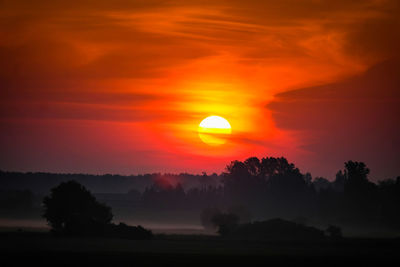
(1, 0, 399, 180)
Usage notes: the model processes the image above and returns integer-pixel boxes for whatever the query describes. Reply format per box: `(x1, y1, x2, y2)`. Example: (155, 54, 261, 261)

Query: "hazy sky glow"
(1, 0, 399, 180)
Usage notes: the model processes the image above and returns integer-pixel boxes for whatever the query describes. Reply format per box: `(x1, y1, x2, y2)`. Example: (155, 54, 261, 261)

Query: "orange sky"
(1, 0, 399, 180)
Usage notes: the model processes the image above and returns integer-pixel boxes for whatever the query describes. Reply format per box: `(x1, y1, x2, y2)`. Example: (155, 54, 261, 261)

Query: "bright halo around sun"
(198, 115, 232, 146)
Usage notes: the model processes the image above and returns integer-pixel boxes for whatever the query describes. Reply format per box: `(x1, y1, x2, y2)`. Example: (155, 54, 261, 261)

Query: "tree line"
(1, 157, 399, 230)
(141, 157, 400, 228)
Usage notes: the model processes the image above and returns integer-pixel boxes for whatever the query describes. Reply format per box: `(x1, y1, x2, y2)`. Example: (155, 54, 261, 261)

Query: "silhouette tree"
(340, 161, 378, 222)
(343, 161, 371, 192)
(222, 156, 316, 218)
(333, 170, 346, 192)
(312, 177, 332, 192)
(42, 180, 113, 235)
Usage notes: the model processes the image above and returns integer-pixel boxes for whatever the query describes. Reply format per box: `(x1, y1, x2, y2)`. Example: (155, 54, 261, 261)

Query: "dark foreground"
(1, 232, 399, 266)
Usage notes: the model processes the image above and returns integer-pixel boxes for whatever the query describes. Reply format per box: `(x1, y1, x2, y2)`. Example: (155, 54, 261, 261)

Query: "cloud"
(344, 16, 400, 60)
(267, 60, 400, 179)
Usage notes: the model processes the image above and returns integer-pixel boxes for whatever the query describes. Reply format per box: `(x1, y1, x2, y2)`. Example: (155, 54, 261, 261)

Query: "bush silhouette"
(42, 180, 113, 235)
(107, 223, 153, 240)
(225, 218, 326, 241)
(200, 207, 222, 230)
(326, 225, 342, 240)
(211, 212, 239, 237)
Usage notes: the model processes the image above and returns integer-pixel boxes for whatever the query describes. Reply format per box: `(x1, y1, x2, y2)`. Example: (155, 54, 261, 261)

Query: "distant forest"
(0, 170, 215, 193)
(1, 157, 399, 229)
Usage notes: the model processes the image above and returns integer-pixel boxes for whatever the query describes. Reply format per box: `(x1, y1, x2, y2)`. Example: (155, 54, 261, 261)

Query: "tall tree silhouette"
(222, 157, 315, 218)
(43, 180, 113, 235)
(222, 158, 267, 210)
(342, 161, 378, 221)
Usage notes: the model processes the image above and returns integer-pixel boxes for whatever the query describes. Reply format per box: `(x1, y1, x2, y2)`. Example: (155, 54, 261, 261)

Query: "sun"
(198, 115, 232, 146)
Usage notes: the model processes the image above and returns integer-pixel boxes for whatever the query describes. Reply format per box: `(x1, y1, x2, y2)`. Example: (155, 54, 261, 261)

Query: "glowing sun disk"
(198, 116, 232, 145)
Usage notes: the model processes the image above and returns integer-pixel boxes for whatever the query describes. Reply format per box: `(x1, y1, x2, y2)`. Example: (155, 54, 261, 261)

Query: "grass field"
(1, 231, 399, 266)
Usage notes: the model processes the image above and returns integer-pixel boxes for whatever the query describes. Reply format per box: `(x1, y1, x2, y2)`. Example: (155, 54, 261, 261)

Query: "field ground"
(0, 232, 399, 266)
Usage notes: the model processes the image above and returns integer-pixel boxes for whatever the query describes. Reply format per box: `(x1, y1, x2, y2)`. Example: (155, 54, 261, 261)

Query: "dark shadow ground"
(0, 232, 399, 266)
